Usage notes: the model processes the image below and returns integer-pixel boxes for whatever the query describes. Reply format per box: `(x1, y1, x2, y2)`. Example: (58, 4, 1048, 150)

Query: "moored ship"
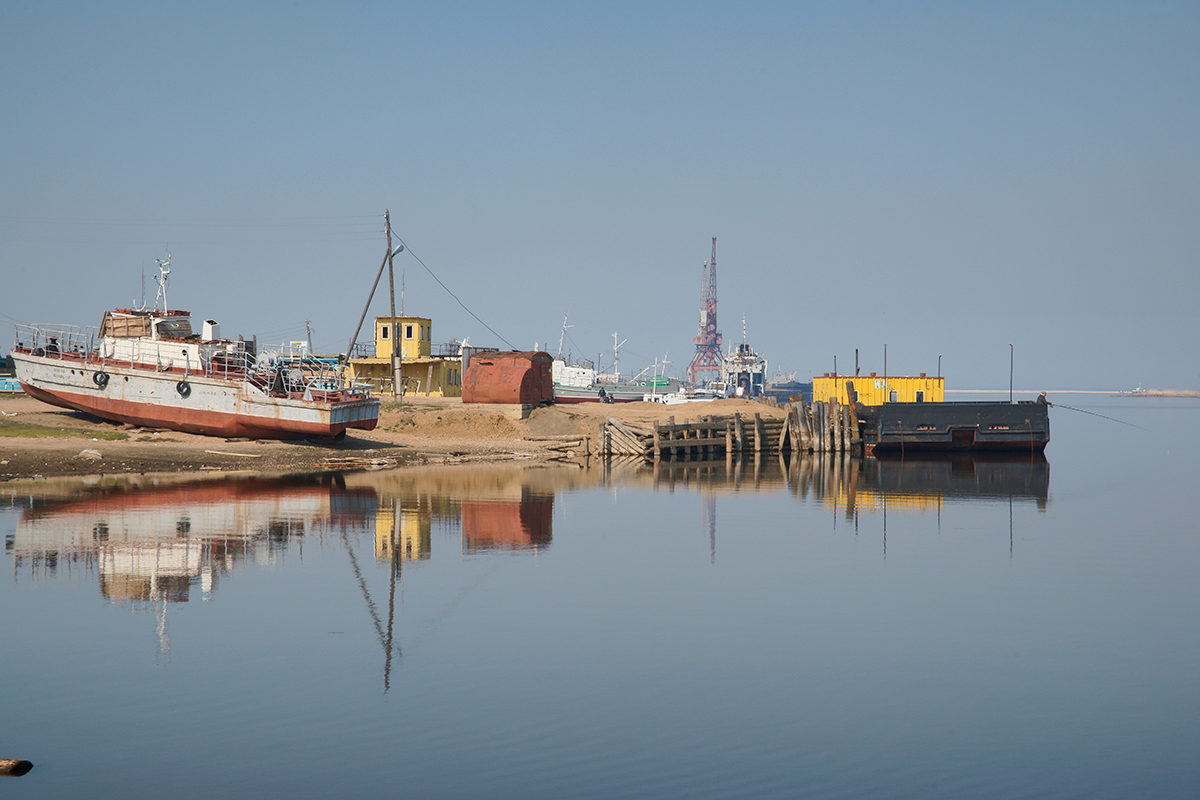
(11, 262, 378, 439)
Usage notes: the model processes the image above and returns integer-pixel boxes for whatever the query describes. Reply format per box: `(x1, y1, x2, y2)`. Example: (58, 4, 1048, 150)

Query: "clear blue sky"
(3, 1, 1196, 390)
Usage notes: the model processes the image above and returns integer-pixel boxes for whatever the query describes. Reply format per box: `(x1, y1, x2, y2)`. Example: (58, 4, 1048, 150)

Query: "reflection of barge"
(857, 401, 1050, 455)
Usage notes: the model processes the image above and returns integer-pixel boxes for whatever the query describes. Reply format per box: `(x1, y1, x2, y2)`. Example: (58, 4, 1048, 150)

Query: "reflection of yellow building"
(375, 500, 432, 562)
(813, 373, 944, 405)
(816, 488, 944, 513)
(346, 316, 463, 397)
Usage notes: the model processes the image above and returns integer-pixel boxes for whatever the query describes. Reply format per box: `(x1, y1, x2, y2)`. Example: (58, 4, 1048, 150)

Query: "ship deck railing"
(13, 324, 373, 403)
(14, 323, 96, 359)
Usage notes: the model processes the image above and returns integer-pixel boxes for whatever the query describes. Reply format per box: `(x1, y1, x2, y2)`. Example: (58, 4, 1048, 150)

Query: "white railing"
(14, 324, 372, 401)
(14, 324, 96, 359)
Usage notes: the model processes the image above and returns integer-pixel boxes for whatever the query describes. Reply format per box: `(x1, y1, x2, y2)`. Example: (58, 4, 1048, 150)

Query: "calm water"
(3, 397, 1198, 799)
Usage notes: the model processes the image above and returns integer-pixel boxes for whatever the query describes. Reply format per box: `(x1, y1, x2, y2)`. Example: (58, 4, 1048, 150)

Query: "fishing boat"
(10, 260, 379, 439)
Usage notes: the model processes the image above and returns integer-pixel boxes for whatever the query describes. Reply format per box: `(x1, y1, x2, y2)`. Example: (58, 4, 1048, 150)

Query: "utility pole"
(386, 210, 401, 398)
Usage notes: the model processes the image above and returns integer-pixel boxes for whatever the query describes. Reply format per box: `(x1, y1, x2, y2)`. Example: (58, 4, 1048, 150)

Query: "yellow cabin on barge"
(812, 373, 944, 406)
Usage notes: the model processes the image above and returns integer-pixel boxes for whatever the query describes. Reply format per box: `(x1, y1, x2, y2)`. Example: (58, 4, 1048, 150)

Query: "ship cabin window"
(889, 390, 899, 402)
(381, 325, 389, 340)
(405, 324, 414, 340)
(915, 390, 925, 403)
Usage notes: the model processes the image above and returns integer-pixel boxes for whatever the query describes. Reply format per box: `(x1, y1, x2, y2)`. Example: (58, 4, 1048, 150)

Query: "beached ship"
(10, 261, 378, 439)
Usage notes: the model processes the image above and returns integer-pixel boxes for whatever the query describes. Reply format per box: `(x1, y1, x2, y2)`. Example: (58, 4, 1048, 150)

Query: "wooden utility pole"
(386, 210, 401, 398)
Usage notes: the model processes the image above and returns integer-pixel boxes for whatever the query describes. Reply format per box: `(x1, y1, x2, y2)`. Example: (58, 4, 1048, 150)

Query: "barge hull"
(859, 401, 1049, 455)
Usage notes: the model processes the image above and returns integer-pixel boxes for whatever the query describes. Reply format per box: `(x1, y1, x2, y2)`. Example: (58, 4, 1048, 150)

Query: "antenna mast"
(153, 252, 172, 312)
(557, 312, 572, 358)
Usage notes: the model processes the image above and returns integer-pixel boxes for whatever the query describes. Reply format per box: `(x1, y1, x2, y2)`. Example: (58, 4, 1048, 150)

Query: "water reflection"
(6, 455, 1050, 598)
(4, 456, 1050, 677)
(6, 468, 570, 602)
(7, 475, 373, 603)
(630, 452, 1049, 509)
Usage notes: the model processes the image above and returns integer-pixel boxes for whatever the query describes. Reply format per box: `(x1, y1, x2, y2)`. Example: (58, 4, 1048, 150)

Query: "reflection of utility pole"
(384, 500, 400, 692)
(342, 528, 400, 693)
(702, 494, 717, 564)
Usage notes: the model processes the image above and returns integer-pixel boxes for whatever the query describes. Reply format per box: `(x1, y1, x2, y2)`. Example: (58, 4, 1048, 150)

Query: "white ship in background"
(719, 321, 768, 398)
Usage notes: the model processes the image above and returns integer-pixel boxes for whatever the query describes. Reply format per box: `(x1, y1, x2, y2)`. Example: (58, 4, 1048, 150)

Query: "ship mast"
(153, 253, 171, 312)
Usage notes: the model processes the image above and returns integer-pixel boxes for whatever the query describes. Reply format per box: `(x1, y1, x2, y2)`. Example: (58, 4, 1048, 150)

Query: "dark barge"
(857, 400, 1049, 455)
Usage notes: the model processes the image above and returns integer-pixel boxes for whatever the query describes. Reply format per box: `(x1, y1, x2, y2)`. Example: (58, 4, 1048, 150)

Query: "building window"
(381, 325, 389, 340)
(889, 390, 898, 402)
(915, 390, 925, 402)
(405, 324, 414, 339)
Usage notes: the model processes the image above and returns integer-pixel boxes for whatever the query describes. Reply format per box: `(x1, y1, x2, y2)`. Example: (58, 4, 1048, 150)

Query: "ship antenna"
(611, 331, 627, 380)
(153, 251, 172, 312)
(557, 312, 572, 358)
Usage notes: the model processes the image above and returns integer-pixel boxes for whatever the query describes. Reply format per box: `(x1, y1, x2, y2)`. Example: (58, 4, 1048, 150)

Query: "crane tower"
(686, 236, 724, 386)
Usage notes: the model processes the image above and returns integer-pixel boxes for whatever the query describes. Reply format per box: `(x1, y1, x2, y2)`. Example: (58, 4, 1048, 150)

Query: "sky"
(2, 1, 1197, 391)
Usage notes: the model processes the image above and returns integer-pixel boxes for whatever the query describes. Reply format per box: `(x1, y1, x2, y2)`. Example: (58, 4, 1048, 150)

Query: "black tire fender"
(93, 371, 109, 388)
(176, 380, 192, 398)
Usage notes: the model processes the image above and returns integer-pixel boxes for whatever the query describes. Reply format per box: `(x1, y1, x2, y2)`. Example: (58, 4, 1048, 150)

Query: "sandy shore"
(0, 393, 785, 481)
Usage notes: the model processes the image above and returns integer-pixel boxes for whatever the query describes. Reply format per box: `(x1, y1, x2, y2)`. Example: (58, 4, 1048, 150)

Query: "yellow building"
(346, 316, 463, 397)
(812, 373, 944, 406)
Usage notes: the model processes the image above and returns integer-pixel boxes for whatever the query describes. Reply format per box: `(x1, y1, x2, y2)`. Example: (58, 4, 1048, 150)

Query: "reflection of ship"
(11, 476, 376, 602)
(637, 453, 1049, 509)
(850, 454, 1049, 509)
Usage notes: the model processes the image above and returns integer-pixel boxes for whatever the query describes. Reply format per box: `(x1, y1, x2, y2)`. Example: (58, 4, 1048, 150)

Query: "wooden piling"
(830, 398, 841, 454)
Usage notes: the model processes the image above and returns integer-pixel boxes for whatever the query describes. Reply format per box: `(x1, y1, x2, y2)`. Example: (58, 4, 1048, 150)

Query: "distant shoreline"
(947, 389, 1200, 398)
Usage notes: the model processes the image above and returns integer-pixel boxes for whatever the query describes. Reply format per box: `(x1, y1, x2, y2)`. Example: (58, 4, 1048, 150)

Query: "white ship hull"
(13, 351, 378, 439)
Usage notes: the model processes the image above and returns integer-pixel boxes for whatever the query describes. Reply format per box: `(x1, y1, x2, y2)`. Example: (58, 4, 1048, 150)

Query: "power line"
(394, 237, 516, 350)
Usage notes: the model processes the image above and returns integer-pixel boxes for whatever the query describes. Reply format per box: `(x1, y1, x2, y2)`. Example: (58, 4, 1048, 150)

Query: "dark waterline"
(3, 397, 1198, 798)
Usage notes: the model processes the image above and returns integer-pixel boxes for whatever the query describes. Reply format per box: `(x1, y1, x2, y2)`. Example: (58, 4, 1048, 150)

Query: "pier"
(598, 399, 862, 461)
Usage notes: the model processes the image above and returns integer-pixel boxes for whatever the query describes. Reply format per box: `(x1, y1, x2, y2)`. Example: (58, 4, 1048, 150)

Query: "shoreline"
(0, 393, 785, 484)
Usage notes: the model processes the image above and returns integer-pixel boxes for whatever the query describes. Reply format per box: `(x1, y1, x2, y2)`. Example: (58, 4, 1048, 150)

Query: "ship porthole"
(93, 371, 109, 388)
(177, 380, 192, 398)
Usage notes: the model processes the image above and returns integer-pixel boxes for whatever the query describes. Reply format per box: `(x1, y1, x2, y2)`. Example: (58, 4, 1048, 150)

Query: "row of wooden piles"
(599, 399, 862, 461)
(783, 397, 861, 455)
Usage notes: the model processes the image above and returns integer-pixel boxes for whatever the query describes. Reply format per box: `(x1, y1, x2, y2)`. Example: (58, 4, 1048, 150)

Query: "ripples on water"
(2, 398, 1198, 798)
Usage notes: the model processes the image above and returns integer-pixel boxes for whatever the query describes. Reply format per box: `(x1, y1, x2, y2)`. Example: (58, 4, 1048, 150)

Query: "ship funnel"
(203, 319, 220, 341)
